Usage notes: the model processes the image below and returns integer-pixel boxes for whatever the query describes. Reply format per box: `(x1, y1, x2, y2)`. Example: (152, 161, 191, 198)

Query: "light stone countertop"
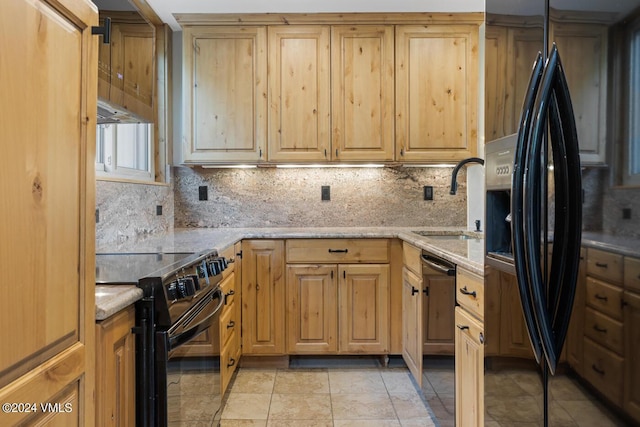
(95, 227, 640, 320)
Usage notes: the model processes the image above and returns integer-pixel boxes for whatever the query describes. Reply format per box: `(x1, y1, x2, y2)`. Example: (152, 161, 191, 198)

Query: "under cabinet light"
(200, 165, 257, 169)
(275, 164, 385, 168)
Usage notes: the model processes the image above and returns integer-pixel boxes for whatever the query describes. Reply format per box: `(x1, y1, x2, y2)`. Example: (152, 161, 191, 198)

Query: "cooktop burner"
(95, 253, 195, 284)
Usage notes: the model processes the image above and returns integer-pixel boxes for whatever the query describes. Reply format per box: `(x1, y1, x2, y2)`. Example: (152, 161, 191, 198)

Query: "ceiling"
(143, 0, 485, 31)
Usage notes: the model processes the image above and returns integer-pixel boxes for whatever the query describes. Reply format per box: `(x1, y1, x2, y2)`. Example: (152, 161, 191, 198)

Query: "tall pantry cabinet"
(0, 0, 97, 425)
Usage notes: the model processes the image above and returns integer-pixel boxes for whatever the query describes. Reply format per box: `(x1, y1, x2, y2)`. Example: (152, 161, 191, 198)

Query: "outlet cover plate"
(321, 186, 330, 201)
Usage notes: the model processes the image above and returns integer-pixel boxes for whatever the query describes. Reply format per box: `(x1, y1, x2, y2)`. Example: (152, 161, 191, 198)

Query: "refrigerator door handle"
(512, 52, 545, 365)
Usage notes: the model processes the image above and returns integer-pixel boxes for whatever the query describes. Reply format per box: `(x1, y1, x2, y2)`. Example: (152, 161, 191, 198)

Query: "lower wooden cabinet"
(402, 266, 423, 387)
(455, 306, 484, 427)
(285, 263, 389, 354)
(96, 306, 136, 427)
(566, 248, 586, 375)
(422, 268, 455, 355)
(242, 240, 286, 355)
(624, 290, 640, 422)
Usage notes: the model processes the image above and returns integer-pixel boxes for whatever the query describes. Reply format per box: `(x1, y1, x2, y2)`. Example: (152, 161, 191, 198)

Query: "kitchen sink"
(412, 230, 483, 240)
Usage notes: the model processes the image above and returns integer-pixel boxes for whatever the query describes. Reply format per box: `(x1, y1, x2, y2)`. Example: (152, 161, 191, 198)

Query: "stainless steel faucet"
(449, 157, 485, 195)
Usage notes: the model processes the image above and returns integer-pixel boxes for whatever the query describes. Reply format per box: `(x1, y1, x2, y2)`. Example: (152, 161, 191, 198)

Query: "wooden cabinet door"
(268, 26, 331, 162)
(567, 248, 586, 374)
(0, 0, 96, 424)
(339, 264, 389, 353)
(402, 267, 423, 387)
(395, 24, 478, 162)
(96, 307, 136, 427)
(242, 240, 285, 354)
(182, 26, 267, 163)
(624, 291, 640, 423)
(286, 265, 338, 353)
(551, 22, 608, 165)
(499, 271, 534, 358)
(331, 25, 394, 161)
(423, 273, 455, 355)
(455, 307, 484, 427)
(485, 25, 508, 142)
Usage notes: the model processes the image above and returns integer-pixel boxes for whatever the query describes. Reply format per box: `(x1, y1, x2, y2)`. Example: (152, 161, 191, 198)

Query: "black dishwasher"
(420, 252, 456, 355)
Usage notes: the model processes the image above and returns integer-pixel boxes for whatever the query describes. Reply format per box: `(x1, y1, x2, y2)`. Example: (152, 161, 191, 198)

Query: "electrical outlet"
(321, 186, 330, 201)
(423, 186, 433, 201)
(199, 186, 208, 201)
(95, 208, 99, 223)
(156, 205, 163, 216)
(623, 208, 632, 220)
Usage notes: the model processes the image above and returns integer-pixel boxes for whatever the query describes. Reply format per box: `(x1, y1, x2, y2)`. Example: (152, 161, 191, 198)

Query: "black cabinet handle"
(593, 324, 607, 333)
(595, 262, 608, 268)
(328, 249, 348, 253)
(227, 358, 236, 368)
(592, 364, 605, 375)
(460, 286, 477, 298)
(411, 286, 419, 296)
(594, 294, 608, 302)
(479, 332, 485, 344)
(456, 325, 469, 331)
(227, 320, 235, 329)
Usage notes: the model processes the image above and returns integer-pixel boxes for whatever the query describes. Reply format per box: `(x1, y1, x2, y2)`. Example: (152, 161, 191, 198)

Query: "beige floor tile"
(167, 393, 219, 422)
(334, 420, 401, 427)
(329, 369, 387, 394)
(558, 400, 623, 426)
(222, 393, 271, 420)
(548, 375, 592, 402)
(399, 419, 437, 427)
(167, 370, 219, 397)
(230, 370, 277, 394)
(268, 393, 332, 420)
(172, 422, 215, 427)
(485, 395, 542, 424)
(220, 421, 268, 427)
(381, 370, 419, 396)
(273, 370, 330, 394)
(266, 420, 334, 427)
(423, 369, 455, 395)
(331, 393, 396, 420)
(391, 393, 431, 420)
(485, 371, 531, 398)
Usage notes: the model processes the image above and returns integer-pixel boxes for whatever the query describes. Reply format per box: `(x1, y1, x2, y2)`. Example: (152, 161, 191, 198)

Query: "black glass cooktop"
(95, 253, 195, 284)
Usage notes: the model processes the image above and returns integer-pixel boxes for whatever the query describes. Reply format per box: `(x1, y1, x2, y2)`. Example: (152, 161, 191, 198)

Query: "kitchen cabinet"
(285, 239, 390, 354)
(181, 26, 267, 163)
(242, 240, 285, 355)
(395, 24, 479, 162)
(0, 0, 96, 424)
(98, 11, 155, 122)
(402, 265, 423, 387)
(267, 26, 331, 162)
(220, 242, 242, 394)
(95, 306, 135, 427)
(331, 25, 395, 161)
(484, 25, 508, 142)
(422, 264, 455, 355)
(624, 290, 640, 423)
(455, 306, 484, 427)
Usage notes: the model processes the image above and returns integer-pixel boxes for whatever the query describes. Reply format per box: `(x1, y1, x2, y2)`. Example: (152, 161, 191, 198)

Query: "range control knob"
(166, 281, 178, 301)
(176, 276, 196, 298)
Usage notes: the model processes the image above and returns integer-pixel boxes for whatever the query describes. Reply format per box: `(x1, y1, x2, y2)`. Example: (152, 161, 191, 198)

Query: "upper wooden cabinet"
(331, 25, 395, 161)
(181, 26, 267, 163)
(98, 12, 155, 122)
(268, 26, 331, 162)
(0, 0, 96, 424)
(395, 24, 479, 162)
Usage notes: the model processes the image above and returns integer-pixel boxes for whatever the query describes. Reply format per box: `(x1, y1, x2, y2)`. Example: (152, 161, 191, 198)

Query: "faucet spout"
(450, 157, 485, 195)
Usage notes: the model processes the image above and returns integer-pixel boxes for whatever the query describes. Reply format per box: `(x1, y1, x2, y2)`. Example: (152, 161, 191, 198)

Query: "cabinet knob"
(411, 286, 419, 296)
(456, 324, 469, 331)
(479, 332, 484, 344)
(460, 286, 477, 298)
(594, 294, 608, 302)
(595, 262, 608, 268)
(227, 358, 236, 368)
(227, 320, 235, 329)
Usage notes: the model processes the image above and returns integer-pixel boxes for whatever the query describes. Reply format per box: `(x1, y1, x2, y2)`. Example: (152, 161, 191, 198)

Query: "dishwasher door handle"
(421, 255, 456, 276)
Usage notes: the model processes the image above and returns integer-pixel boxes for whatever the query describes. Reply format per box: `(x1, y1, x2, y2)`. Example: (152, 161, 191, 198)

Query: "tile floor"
(220, 361, 437, 426)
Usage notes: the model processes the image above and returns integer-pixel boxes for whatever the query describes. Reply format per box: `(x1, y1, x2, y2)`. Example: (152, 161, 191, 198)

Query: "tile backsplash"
(172, 166, 467, 228)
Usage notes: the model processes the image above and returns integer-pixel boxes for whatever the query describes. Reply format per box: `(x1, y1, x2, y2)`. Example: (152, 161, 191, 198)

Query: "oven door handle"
(167, 287, 224, 351)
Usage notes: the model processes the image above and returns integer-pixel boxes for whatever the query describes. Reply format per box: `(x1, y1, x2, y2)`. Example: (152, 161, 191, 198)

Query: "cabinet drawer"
(456, 268, 484, 320)
(220, 300, 239, 349)
(286, 239, 389, 263)
(584, 307, 623, 355)
(583, 337, 623, 406)
(221, 330, 241, 395)
(625, 257, 640, 294)
(220, 272, 236, 307)
(587, 248, 623, 284)
(403, 242, 422, 276)
(219, 245, 236, 279)
(586, 277, 623, 321)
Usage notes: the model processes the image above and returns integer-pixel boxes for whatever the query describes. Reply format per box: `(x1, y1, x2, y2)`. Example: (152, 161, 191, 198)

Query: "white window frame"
(626, 25, 640, 186)
(96, 123, 154, 182)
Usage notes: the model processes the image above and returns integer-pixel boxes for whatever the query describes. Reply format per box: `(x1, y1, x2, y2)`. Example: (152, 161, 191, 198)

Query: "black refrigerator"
(484, 0, 639, 425)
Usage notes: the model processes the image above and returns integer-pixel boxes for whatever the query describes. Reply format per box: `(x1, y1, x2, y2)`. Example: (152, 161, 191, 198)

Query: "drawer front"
(625, 257, 640, 294)
(583, 337, 623, 406)
(456, 268, 484, 320)
(220, 245, 237, 279)
(286, 239, 389, 263)
(220, 272, 236, 307)
(584, 307, 623, 355)
(220, 300, 239, 349)
(403, 243, 421, 276)
(587, 248, 623, 284)
(586, 277, 623, 321)
(221, 330, 241, 395)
